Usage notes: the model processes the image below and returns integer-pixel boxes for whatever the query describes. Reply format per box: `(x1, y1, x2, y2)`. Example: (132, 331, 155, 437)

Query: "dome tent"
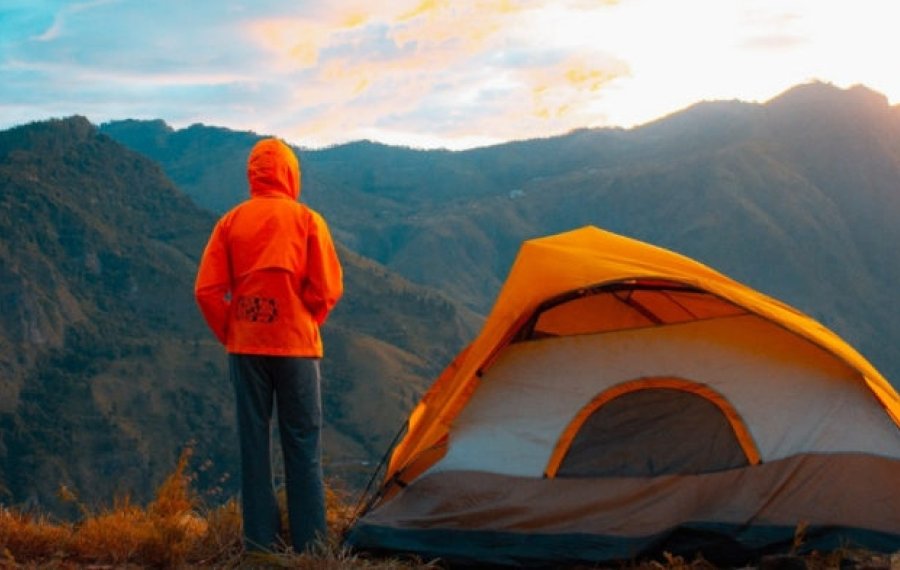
(346, 226, 900, 566)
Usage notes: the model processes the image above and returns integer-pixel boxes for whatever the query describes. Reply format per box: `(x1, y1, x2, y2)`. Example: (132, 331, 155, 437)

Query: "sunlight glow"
(2, 0, 898, 148)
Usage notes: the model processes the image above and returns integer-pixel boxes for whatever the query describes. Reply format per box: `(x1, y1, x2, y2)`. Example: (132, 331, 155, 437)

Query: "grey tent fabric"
(557, 389, 749, 477)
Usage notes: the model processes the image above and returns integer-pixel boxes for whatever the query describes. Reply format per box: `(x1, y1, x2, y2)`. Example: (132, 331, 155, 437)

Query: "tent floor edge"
(344, 522, 900, 568)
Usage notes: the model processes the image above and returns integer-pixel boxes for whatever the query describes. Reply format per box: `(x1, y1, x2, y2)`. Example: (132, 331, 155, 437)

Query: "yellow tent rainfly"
(345, 226, 900, 566)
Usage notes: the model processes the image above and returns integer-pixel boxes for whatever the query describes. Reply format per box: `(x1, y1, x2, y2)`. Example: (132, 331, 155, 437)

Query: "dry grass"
(3, 453, 898, 569)
(0, 449, 432, 569)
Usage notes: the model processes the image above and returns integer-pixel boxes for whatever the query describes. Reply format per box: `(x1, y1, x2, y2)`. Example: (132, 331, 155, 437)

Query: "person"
(194, 137, 343, 553)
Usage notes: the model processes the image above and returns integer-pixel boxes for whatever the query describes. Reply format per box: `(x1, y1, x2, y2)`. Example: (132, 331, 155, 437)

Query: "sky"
(1, 0, 898, 150)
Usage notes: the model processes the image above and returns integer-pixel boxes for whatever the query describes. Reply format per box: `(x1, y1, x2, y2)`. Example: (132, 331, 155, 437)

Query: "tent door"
(547, 379, 758, 478)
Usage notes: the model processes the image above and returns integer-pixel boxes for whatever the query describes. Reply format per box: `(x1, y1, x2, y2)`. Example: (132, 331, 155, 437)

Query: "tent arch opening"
(545, 377, 761, 478)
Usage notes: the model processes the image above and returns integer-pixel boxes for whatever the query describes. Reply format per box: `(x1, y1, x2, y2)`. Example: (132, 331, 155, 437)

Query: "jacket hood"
(247, 138, 301, 200)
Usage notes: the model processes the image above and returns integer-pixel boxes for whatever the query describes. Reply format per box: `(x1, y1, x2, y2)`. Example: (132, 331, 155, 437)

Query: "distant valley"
(1, 80, 898, 511)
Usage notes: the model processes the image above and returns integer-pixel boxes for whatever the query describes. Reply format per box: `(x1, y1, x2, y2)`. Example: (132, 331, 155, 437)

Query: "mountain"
(3, 81, 899, 512)
(103, 81, 900, 385)
(0, 116, 221, 510)
(0, 117, 478, 511)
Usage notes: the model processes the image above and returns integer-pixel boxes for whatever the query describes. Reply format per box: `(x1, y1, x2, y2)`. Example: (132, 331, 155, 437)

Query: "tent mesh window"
(557, 388, 749, 477)
(516, 281, 748, 341)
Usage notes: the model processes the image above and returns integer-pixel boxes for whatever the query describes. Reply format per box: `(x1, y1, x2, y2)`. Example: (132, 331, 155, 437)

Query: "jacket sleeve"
(194, 220, 231, 344)
(302, 212, 344, 325)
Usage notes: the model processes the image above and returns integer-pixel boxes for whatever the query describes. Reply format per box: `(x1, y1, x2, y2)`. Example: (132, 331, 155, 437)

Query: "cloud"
(1, 1, 274, 122)
(238, 1, 629, 147)
(0, 1, 631, 147)
(738, 6, 808, 51)
(4, 0, 895, 149)
(741, 34, 806, 51)
(31, 0, 116, 42)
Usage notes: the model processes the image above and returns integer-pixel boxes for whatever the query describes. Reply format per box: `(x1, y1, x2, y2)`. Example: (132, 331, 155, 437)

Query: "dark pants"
(229, 354, 326, 553)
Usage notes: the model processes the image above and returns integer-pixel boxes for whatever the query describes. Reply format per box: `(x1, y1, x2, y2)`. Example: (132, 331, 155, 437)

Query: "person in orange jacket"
(195, 138, 343, 553)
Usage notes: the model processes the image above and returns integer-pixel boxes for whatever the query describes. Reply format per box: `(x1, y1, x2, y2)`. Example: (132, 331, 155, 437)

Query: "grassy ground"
(0, 450, 431, 569)
(2, 451, 898, 568)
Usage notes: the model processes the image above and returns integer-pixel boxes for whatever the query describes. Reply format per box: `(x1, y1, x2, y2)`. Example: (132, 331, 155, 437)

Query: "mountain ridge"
(102, 81, 900, 385)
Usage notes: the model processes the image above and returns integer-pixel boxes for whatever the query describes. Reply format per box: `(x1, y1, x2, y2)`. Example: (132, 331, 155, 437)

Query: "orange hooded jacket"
(194, 138, 343, 357)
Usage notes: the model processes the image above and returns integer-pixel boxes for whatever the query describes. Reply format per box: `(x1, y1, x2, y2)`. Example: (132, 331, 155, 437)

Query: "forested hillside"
(0, 117, 478, 511)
